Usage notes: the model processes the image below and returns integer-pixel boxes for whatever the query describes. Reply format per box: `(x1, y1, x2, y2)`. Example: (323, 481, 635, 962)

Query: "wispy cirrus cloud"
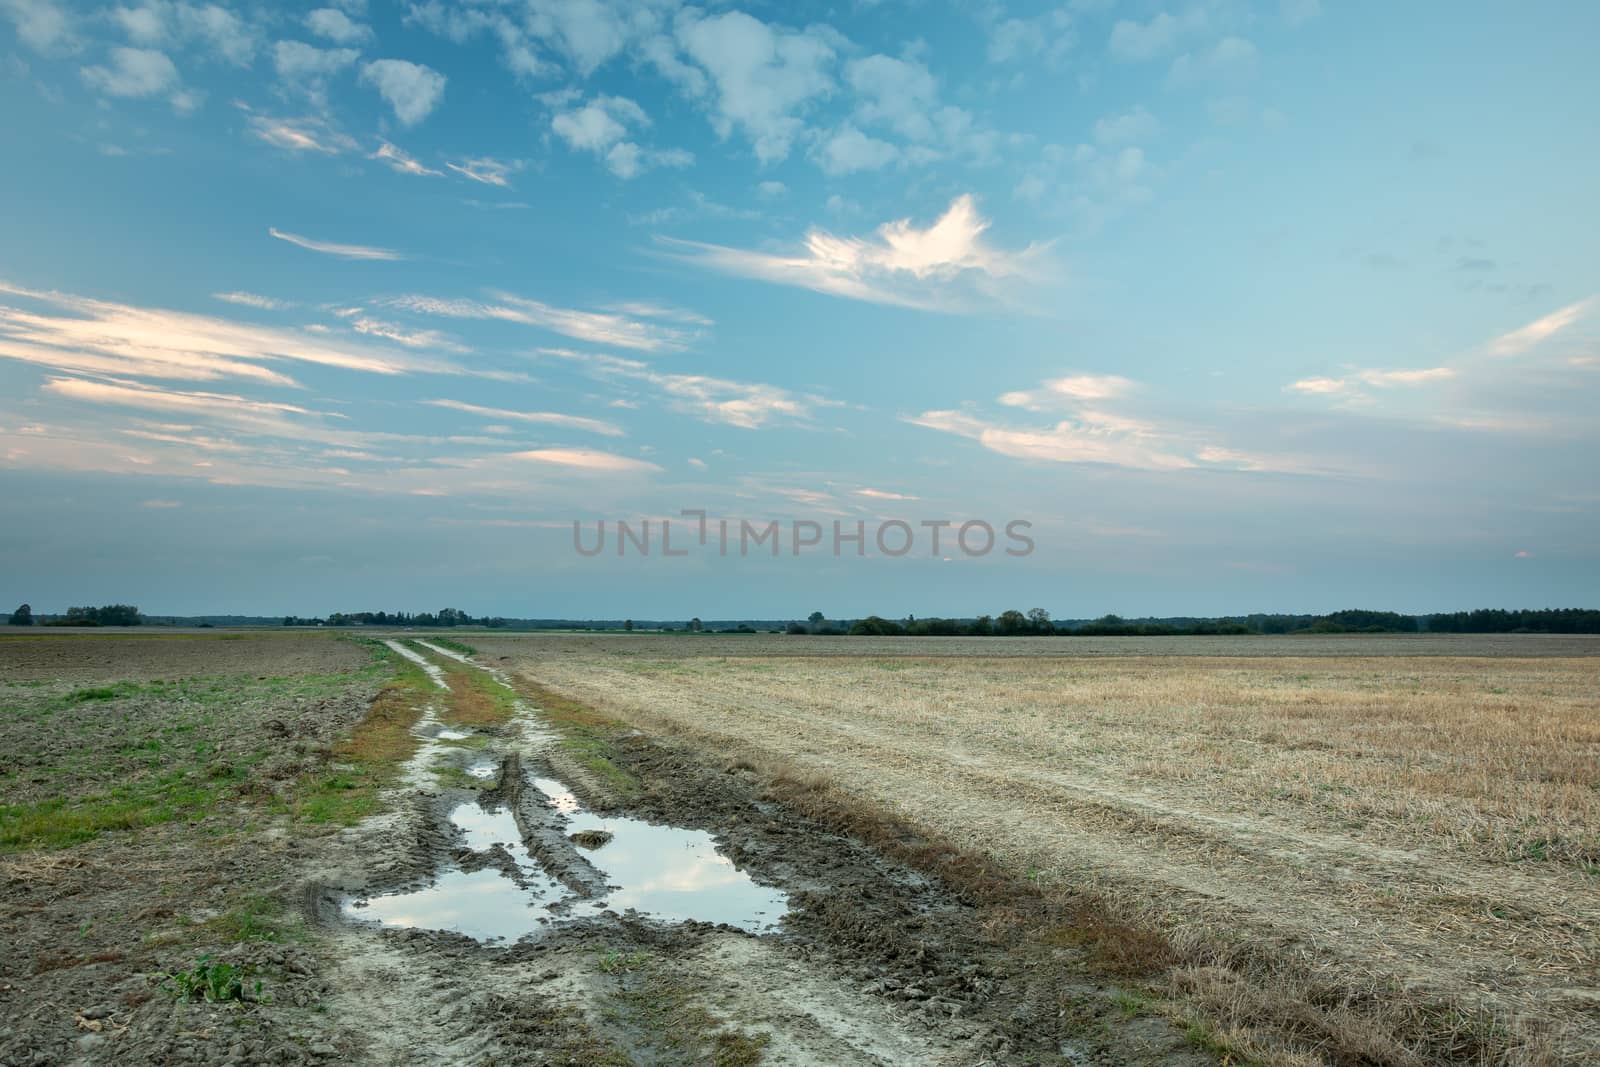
(371, 142, 443, 177)
(247, 114, 356, 154)
(390, 291, 704, 352)
(1489, 296, 1595, 357)
(426, 398, 624, 437)
(1287, 366, 1455, 399)
(0, 281, 456, 385)
(212, 291, 293, 310)
(662, 194, 1053, 311)
(911, 370, 1330, 474)
(545, 349, 830, 429)
(510, 448, 659, 473)
(446, 156, 521, 186)
(268, 227, 404, 261)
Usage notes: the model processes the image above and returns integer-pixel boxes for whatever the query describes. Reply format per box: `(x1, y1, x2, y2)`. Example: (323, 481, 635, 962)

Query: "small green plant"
(597, 949, 648, 974)
(160, 955, 263, 1003)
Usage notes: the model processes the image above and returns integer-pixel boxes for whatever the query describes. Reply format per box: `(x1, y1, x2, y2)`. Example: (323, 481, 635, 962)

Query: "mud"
(302, 640, 1216, 1066)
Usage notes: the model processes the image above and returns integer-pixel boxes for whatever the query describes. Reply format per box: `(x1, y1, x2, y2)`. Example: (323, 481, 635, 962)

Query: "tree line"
(282, 608, 511, 628)
(6, 603, 143, 627)
(785, 607, 1600, 637)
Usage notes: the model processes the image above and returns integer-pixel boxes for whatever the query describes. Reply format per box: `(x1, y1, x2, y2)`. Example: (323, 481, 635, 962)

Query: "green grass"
(424, 635, 479, 656)
(206, 894, 306, 944)
(286, 645, 429, 826)
(1, 639, 421, 849)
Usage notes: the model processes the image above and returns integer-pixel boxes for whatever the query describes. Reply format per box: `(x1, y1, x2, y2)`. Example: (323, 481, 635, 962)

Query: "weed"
(160, 955, 264, 1004)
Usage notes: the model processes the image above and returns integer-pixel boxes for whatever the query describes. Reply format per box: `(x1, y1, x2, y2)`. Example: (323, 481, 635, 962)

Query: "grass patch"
(514, 682, 643, 800)
(206, 894, 304, 944)
(426, 636, 479, 657)
(289, 647, 427, 826)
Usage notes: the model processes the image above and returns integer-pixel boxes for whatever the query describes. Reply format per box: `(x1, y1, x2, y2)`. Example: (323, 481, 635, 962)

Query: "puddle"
(348, 782, 788, 942)
(383, 640, 448, 690)
(347, 804, 566, 942)
(346, 647, 789, 944)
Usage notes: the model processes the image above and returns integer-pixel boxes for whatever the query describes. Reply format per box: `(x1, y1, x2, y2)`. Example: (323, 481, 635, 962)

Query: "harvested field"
(478, 633, 1600, 1064)
(6, 629, 1596, 1066)
(0, 632, 368, 681)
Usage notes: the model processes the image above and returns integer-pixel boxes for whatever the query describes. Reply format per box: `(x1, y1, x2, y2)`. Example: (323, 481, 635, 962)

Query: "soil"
(1, 633, 1221, 1066)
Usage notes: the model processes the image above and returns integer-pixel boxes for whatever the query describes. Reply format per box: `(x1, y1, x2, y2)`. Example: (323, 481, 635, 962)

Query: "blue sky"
(1, 0, 1597, 619)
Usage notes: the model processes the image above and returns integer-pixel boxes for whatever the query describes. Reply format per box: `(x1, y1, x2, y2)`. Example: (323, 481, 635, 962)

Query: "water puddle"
(436, 728, 473, 741)
(349, 805, 567, 942)
(346, 778, 788, 942)
(383, 639, 448, 690)
(465, 760, 499, 780)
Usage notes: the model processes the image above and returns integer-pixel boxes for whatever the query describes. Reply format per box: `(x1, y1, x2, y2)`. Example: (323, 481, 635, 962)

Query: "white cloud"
(1000, 374, 1136, 408)
(813, 123, 898, 175)
(0, 281, 455, 387)
(426, 399, 623, 436)
(549, 350, 822, 429)
(273, 39, 356, 79)
(113, 3, 258, 65)
(519, 0, 633, 75)
(1489, 297, 1596, 357)
(988, 7, 1075, 64)
(372, 141, 443, 176)
(855, 487, 918, 501)
(446, 156, 520, 186)
(549, 94, 689, 179)
(1108, 12, 1204, 60)
(2, 0, 76, 54)
(663, 194, 1052, 312)
(306, 7, 371, 44)
(512, 448, 659, 473)
(909, 408, 1194, 471)
(212, 291, 292, 310)
(248, 114, 356, 154)
(756, 180, 787, 199)
(1093, 105, 1159, 145)
(391, 292, 701, 352)
(1287, 366, 1455, 399)
(1169, 37, 1257, 86)
(268, 227, 403, 261)
(80, 46, 185, 107)
(846, 54, 937, 141)
(674, 9, 837, 165)
(551, 93, 643, 150)
(360, 58, 446, 126)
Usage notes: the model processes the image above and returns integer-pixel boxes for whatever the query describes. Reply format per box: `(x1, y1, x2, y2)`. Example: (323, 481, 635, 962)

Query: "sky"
(1, 0, 1597, 620)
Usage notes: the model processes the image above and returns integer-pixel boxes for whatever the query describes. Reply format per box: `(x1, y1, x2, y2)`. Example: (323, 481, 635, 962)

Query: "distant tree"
(624, 619, 634, 632)
(996, 609, 1027, 635)
(688, 617, 703, 632)
(1027, 607, 1052, 634)
(8, 603, 32, 626)
(970, 614, 993, 636)
(785, 621, 807, 635)
(849, 615, 903, 636)
(808, 611, 825, 625)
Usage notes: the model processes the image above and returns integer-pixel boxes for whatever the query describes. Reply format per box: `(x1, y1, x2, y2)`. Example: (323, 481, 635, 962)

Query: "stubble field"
(481, 632, 1600, 1064)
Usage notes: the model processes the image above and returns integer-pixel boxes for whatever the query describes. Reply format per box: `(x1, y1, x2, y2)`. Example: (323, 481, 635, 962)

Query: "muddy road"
(2, 633, 1217, 1066)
